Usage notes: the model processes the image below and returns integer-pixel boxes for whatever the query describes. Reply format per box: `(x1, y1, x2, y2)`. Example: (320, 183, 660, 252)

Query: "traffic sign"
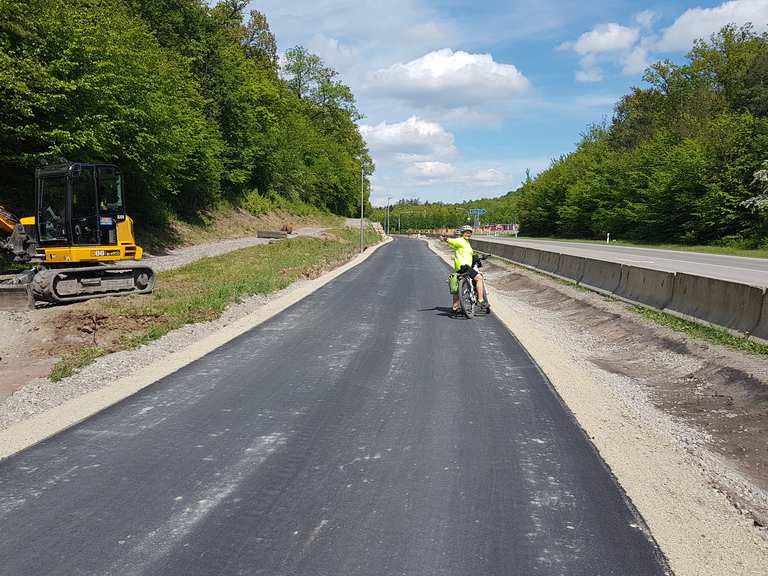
(467, 208, 486, 214)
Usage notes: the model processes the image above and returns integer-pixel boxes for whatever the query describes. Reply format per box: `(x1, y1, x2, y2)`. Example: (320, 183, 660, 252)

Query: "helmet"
(459, 225, 473, 234)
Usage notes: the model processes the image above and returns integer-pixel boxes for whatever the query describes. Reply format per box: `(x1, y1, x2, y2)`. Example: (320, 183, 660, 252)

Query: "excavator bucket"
(0, 283, 34, 311)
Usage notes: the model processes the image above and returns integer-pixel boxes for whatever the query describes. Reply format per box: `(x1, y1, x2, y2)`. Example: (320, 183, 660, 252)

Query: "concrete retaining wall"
(579, 258, 623, 294)
(465, 238, 767, 340)
(556, 254, 585, 283)
(616, 266, 675, 309)
(667, 273, 764, 333)
(753, 292, 768, 341)
(518, 247, 542, 268)
(537, 251, 561, 274)
(471, 239, 494, 254)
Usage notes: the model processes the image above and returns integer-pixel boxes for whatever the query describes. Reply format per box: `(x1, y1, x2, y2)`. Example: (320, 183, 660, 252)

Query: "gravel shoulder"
(429, 238, 768, 576)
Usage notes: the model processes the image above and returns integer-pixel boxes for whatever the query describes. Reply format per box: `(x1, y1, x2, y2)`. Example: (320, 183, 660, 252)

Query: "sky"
(249, 0, 768, 206)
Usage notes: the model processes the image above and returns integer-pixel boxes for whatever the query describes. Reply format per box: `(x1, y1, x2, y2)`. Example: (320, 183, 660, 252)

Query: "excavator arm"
(0, 206, 36, 264)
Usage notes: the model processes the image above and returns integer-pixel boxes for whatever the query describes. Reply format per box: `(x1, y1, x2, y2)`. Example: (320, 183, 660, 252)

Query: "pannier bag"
(448, 272, 459, 294)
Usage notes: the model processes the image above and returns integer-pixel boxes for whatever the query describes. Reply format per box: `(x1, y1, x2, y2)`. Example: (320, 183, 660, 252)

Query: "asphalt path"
(477, 236, 768, 287)
(0, 238, 669, 575)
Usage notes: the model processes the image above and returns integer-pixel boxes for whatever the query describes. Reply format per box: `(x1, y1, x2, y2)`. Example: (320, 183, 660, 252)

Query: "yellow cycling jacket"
(446, 237, 474, 271)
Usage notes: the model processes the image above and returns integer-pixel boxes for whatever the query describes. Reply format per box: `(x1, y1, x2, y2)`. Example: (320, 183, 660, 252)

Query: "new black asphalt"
(0, 238, 669, 575)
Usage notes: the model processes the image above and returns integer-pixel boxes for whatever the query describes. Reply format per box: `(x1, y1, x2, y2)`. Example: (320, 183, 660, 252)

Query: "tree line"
(370, 194, 520, 233)
(516, 24, 768, 247)
(0, 0, 372, 231)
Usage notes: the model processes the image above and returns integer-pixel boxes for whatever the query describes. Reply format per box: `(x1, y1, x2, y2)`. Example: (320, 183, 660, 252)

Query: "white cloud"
(562, 15, 662, 80)
(470, 168, 508, 188)
(576, 67, 603, 83)
(404, 22, 451, 44)
(359, 116, 456, 161)
(405, 161, 455, 178)
(635, 10, 657, 30)
(622, 45, 650, 75)
(367, 49, 530, 107)
(657, 0, 768, 52)
(307, 34, 357, 70)
(570, 23, 640, 55)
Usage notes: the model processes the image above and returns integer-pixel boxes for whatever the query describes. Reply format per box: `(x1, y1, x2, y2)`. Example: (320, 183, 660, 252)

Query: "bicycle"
(457, 254, 491, 319)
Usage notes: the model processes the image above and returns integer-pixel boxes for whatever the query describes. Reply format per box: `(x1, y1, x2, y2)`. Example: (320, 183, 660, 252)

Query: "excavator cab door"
(36, 172, 69, 244)
(94, 165, 124, 245)
(71, 165, 100, 245)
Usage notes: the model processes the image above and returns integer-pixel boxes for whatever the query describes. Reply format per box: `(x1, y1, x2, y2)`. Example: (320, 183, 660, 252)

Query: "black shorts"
(458, 265, 479, 279)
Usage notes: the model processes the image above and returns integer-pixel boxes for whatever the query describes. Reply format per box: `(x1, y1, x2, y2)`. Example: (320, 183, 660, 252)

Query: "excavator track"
(30, 265, 155, 304)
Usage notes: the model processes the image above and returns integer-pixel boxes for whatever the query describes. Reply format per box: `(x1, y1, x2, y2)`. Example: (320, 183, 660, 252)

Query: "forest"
(0, 0, 372, 231)
(385, 25, 768, 248)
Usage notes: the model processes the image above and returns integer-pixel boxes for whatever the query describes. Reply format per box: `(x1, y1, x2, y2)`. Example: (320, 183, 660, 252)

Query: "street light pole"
(359, 164, 364, 254)
(386, 196, 392, 235)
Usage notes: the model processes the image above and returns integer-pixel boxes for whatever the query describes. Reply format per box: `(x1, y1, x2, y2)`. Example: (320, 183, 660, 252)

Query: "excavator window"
(97, 166, 125, 214)
(38, 175, 68, 243)
(72, 166, 99, 245)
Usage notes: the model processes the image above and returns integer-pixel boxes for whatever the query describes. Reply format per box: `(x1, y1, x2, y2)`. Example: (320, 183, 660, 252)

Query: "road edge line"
(0, 236, 393, 460)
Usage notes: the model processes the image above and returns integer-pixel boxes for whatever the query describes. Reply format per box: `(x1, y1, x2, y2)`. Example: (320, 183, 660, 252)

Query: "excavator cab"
(34, 163, 141, 262)
(38, 164, 124, 246)
(0, 162, 154, 308)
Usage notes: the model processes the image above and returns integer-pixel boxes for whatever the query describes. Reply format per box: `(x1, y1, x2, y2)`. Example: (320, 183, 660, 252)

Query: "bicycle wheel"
(458, 278, 475, 318)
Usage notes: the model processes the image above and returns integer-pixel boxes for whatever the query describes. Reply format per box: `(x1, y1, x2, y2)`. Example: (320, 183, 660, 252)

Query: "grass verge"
(50, 227, 382, 381)
(630, 305, 768, 356)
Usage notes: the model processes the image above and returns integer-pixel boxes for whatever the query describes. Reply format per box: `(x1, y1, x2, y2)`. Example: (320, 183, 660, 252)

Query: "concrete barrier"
(508, 245, 525, 263)
(667, 273, 764, 334)
(753, 291, 768, 342)
(467, 237, 767, 339)
(579, 258, 623, 294)
(471, 239, 494, 254)
(615, 266, 675, 309)
(495, 242, 517, 262)
(556, 254, 586, 283)
(519, 247, 542, 268)
(537, 251, 561, 274)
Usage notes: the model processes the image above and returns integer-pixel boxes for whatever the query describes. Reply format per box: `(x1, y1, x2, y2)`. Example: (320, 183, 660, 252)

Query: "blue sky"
(250, 0, 768, 205)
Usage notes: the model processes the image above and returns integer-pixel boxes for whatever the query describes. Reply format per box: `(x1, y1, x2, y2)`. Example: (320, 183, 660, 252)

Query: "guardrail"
(471, 238, 768, 344)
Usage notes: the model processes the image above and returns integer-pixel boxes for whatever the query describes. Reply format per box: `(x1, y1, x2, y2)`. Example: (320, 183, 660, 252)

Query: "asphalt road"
(477, 236, 768, 287)
(0, 238, 669, 576)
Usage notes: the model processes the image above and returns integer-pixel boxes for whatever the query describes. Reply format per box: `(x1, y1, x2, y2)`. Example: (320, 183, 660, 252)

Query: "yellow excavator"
(0, 162, 154, 309)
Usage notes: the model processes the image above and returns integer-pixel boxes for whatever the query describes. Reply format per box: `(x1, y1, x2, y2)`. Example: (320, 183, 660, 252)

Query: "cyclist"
(443, 225, 486, 314)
